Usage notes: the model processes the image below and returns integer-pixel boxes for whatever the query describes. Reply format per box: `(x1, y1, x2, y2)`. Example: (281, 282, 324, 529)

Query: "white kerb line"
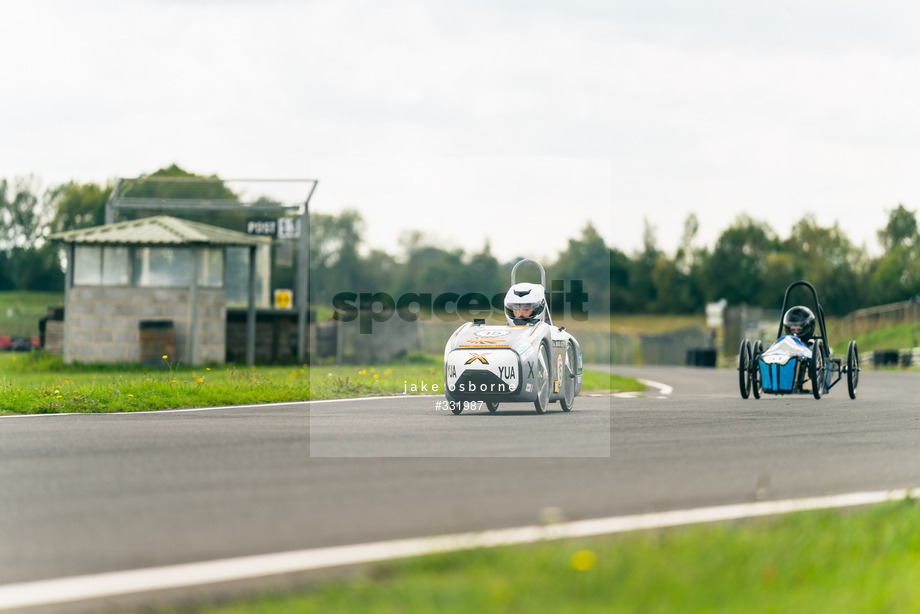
(0, 487, 916, 611)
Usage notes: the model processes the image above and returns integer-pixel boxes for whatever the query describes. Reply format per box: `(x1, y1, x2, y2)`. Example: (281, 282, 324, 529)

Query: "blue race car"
(739, 280, 859, 400)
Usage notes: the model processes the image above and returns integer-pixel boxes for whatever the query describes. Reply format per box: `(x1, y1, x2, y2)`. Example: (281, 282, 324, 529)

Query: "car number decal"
(459, 338, 511, 347)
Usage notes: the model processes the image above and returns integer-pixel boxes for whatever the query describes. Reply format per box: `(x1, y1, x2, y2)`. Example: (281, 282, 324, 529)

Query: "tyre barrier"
(686, 348, 717, 368)
(872, 349, 899, 367)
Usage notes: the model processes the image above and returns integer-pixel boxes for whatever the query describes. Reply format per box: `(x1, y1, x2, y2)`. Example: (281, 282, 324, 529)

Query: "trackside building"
(50, 216, 269, 366)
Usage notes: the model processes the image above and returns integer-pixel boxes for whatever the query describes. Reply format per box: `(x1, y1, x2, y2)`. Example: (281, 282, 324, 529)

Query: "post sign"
(247, 218, 300, 239)
(247, 219, 277, 236)
(277, 217, 300, 239)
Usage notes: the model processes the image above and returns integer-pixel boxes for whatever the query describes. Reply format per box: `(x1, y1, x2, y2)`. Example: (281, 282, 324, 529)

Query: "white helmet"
(504, 283, 546, 324)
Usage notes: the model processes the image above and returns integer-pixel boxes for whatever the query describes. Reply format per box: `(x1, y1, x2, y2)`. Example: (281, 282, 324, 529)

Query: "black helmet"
(783, 306, 815, 341)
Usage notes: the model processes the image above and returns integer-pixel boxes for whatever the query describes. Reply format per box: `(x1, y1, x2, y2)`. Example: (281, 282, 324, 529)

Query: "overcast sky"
(3, 0, 919, 262)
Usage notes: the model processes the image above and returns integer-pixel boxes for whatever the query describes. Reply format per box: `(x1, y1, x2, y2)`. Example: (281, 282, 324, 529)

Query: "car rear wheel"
(560, 342, 576, 412)
(751, 340, 763, 399)
(534, 344, 549, 414)
(809, 340, 825, 399)
(738, 339, 752, 399)
(846, 340, 859, 399)
(486, 401, 500, 413)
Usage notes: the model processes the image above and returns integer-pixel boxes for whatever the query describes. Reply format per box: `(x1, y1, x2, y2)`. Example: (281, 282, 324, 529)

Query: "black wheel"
(486, 401, 500, 413)
(560, 342, 576, 412)
(751, 340, 764, 399)
(738, 339, 752, 399)
(809, 339, 825, 399)
(847, 340, 859, 399)
(534, 343, 550, 414)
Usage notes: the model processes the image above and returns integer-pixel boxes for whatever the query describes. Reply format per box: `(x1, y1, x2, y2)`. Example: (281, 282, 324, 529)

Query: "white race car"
(443, 259, 583, 414)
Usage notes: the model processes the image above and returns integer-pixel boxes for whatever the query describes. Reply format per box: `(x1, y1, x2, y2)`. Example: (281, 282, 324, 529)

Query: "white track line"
(0, 394, 442, 418)
(614, 378, 673, 399)
(1, 487, 915, 611)
(640, 378, 673, 398)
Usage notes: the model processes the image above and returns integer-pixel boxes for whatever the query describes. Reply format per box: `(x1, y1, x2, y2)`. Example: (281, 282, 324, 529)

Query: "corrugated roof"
(49, 216, 271, 247)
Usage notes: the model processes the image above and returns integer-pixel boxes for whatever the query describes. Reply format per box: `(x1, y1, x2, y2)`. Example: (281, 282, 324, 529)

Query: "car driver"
(783, 305, 816, 343)
(503, 282, 546, 325)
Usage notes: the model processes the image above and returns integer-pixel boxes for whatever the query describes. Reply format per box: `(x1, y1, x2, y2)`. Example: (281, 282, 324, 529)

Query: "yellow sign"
(274, 289, 293, 309)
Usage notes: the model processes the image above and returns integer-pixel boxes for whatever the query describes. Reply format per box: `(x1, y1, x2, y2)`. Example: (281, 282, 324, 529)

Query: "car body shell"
(443, 321, 582, 404)
(443, 258, 583, 411)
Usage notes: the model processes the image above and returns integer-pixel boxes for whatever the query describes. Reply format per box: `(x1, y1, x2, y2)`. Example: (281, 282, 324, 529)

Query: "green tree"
(877, 203, 918, 252)
(0, 176, 54, 250)
(113, 164, 248, 230)
(653, 213, 706, 314)
(309, 209, 366, 304)
(0, 176, 65, 290)
(552, 222, 611, 320)
(649, 254, 702, 314)
(49, 181, 110, 232)
(702, 215, 778, 306)
(610, 248, 632, 312)
(627, 219, 661, 312)
(359, 248, 399, 296)
(870, 205, 920, 304)
(783, 215, 867, 314)
(0, 250, 13, 290)
(464, 241, 504, 301)
(7, 245, 64, 291)
(417, 247, 466, 298)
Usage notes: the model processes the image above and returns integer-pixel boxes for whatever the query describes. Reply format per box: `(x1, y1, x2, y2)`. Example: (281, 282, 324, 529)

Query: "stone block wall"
(65, 286, 226, 365)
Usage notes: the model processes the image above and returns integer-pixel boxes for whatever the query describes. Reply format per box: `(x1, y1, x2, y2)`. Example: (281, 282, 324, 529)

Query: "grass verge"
(162, 498, 920, 614)
(0, 290, 62, 338)
(0, 352, 642, 415)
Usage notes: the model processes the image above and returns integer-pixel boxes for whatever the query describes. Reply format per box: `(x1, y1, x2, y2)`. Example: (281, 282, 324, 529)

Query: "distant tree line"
(2, 166, 918, 316)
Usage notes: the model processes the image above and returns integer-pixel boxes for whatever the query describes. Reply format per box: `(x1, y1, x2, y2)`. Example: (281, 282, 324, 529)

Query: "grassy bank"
(0, 352, 642, 415)
(166, 498, 920, 614)
(0, 291, 62, 338)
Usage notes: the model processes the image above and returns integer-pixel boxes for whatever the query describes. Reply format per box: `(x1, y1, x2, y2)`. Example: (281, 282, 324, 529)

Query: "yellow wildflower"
(570, 550, 596, 571)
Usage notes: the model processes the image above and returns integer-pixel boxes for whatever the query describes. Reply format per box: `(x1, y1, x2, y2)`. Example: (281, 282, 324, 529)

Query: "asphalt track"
(2, 365, 920, 610)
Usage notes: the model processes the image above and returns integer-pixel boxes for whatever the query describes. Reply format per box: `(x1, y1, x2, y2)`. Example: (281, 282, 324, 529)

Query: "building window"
(198, 247, 224, 288)
(133, 247, 225, 288)
(103, 246, 130, 285)
(133, 247, 192, 287)
(74, 245, 225, 288)
(74, 245, 103, 285)
(74, 245, 130, 286)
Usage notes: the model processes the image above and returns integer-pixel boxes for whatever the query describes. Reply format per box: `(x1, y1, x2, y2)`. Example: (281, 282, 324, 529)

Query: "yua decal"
(498, 365, 516, 380)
